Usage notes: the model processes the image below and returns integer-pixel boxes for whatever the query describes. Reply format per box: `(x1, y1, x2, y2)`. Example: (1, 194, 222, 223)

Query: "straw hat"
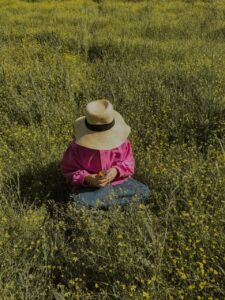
(74, 99, 131, 150)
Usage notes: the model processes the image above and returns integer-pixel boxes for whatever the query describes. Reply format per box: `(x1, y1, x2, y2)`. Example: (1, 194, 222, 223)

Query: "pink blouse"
(60, 138, 135, 192)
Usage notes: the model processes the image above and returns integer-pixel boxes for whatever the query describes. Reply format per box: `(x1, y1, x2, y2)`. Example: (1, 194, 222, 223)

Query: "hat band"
(85, 118, 115, 132)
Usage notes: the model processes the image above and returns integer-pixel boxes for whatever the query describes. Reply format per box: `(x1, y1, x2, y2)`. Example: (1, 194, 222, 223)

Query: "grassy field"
(0, 0, 225, 298)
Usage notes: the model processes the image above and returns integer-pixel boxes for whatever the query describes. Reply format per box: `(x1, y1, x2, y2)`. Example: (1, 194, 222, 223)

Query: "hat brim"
(74, 110, 131, 150)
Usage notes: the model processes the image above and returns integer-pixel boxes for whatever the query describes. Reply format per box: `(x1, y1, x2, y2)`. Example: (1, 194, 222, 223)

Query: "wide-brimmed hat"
(74, 99, 131, 150)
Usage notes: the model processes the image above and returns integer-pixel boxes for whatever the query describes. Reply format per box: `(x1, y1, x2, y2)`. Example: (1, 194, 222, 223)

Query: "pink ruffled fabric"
(60, 138, 135, 192)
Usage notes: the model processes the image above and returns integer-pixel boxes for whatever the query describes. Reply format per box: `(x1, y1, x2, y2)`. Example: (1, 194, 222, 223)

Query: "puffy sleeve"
(112, 139, 135, 179)
(60, 140, 90, 188)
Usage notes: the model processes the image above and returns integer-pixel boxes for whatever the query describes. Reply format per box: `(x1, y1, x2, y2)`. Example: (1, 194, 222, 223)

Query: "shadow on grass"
(16, 161, 70, 209)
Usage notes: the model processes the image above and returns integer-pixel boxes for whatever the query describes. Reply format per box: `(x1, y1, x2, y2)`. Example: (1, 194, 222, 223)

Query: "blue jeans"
(69, 177, 151, 210)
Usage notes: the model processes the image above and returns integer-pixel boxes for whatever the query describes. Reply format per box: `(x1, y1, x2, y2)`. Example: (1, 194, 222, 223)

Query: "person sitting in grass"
(60, 99, 150, 209)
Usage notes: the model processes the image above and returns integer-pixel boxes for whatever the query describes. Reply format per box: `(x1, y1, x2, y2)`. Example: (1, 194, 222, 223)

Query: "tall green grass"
(0, 0, 225, 298)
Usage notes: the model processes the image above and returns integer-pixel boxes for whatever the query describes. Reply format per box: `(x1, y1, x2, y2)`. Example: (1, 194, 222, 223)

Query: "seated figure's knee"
(139, 184, 151, 201)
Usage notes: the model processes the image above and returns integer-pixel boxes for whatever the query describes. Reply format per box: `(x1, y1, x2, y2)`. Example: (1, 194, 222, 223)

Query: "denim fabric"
(69, 177, 151, 209)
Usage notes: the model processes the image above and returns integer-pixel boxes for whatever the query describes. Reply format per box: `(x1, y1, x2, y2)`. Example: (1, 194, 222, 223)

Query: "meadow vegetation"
(0, 0, 225, 299)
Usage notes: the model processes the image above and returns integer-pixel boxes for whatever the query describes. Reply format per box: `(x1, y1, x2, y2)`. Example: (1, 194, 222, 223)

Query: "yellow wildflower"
(130, 285, 137, 291)
(199, 281, 207, 290)
(188, 284, 195, 290)
(143, 291, 150, 299)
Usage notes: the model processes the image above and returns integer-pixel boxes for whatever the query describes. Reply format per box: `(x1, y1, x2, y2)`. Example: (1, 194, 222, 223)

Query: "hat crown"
(85, 99, 114, 125)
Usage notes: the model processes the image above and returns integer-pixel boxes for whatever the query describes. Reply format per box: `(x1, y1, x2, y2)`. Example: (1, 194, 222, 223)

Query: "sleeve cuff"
(80, 170, 91, 185)
(113, 166, 126, 179)
(72, 170, 90, 186)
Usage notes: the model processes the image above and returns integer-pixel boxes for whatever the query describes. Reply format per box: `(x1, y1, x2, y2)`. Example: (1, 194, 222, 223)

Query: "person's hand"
(97, 167, 118, 186)
(84, 168, 118, 187)
(84, 174, 103, 187)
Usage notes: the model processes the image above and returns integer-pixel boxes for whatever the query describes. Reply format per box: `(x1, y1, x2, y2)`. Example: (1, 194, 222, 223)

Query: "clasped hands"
(84, 167, 118, 187)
